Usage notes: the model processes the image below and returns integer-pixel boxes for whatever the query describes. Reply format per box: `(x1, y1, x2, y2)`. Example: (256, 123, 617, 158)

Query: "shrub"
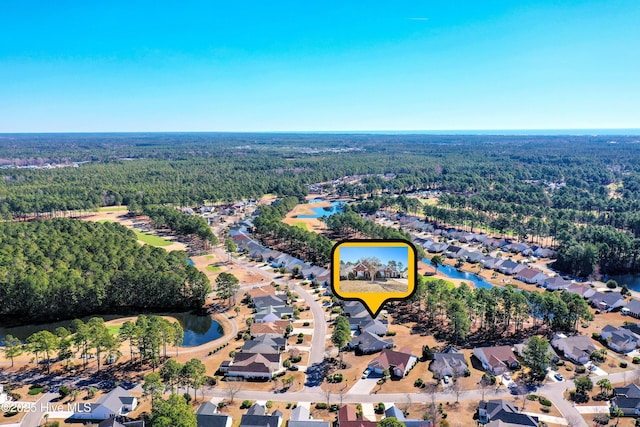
(283, 359, 292, 368)
(606, 280, 618, 289)
(414, 378, 425, 388)
(620, 361, 628, 368)
(291, 355, 302, 363)
(539, 397, 552, 407)
(28, 387, 43, 395)
(241, 400, 254, 409)
(565, 365, 573, 372)
(229, 350, 236, 357)
(385, 331, 397, 336)
(266, 401, 273, 409)
(315, 402, 328, 410)
(376, 403, 386, 414)
(303, 322, 310, 327)
(527, 395, 538, 401)
(541, 407, 551, 413)
(592, 332, 601, 340)
(576, 365, 586, 374)
(58, 385, 71, 398)
(183, 393, 192, 403)
(633, 357, 640, 364)
(593, 414, 610, 425)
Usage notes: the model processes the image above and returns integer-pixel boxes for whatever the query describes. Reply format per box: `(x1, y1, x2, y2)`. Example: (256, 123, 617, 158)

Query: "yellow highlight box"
(331, 239, 417, 318)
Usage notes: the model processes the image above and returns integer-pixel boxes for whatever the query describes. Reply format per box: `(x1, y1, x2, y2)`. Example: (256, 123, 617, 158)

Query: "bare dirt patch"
(339, 279, 409, 293)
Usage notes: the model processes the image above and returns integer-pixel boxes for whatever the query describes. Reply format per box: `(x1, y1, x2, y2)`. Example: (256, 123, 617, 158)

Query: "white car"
(362, 369, 371, 379)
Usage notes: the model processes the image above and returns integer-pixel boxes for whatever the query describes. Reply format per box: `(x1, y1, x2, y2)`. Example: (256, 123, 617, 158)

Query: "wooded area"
(3, 133, 640, 275)
(0, 219, 210, 324)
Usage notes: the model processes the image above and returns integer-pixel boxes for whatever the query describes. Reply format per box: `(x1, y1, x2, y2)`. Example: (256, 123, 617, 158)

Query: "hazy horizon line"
(1, 128, 640, 136)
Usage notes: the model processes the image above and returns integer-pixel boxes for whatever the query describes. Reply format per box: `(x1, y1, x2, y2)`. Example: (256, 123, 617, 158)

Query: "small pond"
(0, 311, 223, 347)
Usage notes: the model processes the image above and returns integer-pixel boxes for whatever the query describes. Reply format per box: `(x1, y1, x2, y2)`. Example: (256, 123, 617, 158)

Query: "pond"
(606, 273, 640, 292)
(0, 311, 223, 347)
(424, 261, 494, 290)
(296, 201, 345, 219)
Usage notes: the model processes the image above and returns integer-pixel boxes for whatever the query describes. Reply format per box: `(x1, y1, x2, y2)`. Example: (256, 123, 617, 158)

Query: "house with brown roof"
(515, 268, 547, 285)
(367, 348, 417, 378)
(225, 353, 281, 379)
(337, 405, 377, 427)
(473, 346, 519, 375)
(566, 283, 596, 299)
(250, 321, 290, 338)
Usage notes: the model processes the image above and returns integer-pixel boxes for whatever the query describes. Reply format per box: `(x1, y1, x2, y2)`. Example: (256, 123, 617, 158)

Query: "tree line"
(0, 219, 210, 324)
(398, 275, 594, 345)
(253, 197, 334, 265)
(2, 315, 184, 374)
(141, 204, 218, 245)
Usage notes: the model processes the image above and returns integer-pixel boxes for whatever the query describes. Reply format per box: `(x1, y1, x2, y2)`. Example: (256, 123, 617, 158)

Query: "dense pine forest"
(0, 219, 210, 324)
(2, 132, 640, 276)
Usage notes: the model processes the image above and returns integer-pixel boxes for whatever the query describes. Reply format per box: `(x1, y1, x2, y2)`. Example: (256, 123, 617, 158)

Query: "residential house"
(384, 406, 432, 427)
(429, 346, 469, 379)
(246, 286, 276, 300)
(241, 336, 284, 354)
(515, 268, 547, 285)
(98, 418, 145, 427)
(533, 248, 555, 258)
(477, 400, 538, 427)
(337, 405, 377, 427)
(71, 387, 138, 421)
(349, 330, 394, 354)
(551, 334, 597, 364)
(252, 294, 288, 310)
(462, 250, 485, 264)
(565, 283, 596, 299)
(197, 402, 233, 427)
(544, 276, 571, 291)
(367, 348, 417, 378)
(601, 325, 639, 353)
(445, 245, 465, 259)
(288, 406, 330, 427)
(589, 292, 627, 312)
(426, 242, 448, 253)
(612, 384, 640, 416)
(240, 404, 283, 427)
(250, 321, 290, 338)
(623, 299, 640, 319)
(481, 257, 504, 270)
(226, 353, 281, 379)
(497, 260, 524, 276)
(513, 343, 559, 363)
(254, 306, 294, 323)
(473, 346, 519, 375)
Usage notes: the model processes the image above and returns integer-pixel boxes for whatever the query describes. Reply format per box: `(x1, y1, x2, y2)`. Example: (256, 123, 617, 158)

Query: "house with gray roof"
(623, 300, 640, 318)
(98, 418, 145, 427)
(254, 306, 294, 323)
(544, 276, 571, 291)
(72, 386, 138, 421)
(612, 384, 640, 416)
(429, 346, 469, 379)
(288, 405, 330, 427)
(481, 257, 504, 270)
(589, 291, 626, 312)
(240, 404, 283, 427)
(384, 406, 432, 427)
(497, 260, 524, 275)
(551, 334, 597, 364)
(349, 330, 394, 354)
(601, 325, 639, 353)
(252, 294, 288, 310)
(241, 336, 283, 354)
(477, 400, 538, 427)
(197, 402, 233, 427)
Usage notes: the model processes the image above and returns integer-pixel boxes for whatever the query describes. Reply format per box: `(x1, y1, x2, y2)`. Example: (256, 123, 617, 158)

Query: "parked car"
(362, 369, 371, 379)
(554, 373, 564, 381)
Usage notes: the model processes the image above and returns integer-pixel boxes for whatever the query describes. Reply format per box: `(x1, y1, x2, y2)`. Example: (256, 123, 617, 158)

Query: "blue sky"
(1, 1, 639, 132)
(340, 246, 409, 266)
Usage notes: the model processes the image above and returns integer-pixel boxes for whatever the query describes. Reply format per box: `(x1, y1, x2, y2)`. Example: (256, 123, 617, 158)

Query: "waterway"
(423, 261, 494, 289)
(0, 311, 223, 347)
(607, 273, 640, 292)
(296, 200, 345, 218)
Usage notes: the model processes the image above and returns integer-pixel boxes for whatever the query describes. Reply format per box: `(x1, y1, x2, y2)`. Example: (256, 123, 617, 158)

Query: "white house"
(72, 387, 137, 421)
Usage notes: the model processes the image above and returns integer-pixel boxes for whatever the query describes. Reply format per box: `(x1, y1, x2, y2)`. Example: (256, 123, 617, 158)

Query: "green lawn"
(206, 265, 221, 272)
(204, 255, 215, 259)
(292, 222, 309, 230)
(96, 219, 115, 223)
(97, 206, 129, 212)
(134, 230, 173, 247)
(107, 324, 122, 335)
